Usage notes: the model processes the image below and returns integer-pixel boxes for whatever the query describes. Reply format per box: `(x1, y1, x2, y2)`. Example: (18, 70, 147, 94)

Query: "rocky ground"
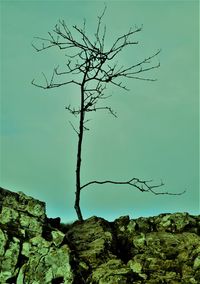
(0, 187, 199, 283)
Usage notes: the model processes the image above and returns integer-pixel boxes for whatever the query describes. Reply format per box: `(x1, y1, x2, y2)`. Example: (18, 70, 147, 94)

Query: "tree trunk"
(74, 84, 85, 221)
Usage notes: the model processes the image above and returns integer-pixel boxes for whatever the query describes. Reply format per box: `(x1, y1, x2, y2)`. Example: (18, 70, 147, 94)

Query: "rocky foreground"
(0, 187, 199, 284)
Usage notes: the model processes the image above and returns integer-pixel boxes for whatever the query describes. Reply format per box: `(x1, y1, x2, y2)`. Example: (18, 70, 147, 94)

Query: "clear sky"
(0, 0, 199, 222)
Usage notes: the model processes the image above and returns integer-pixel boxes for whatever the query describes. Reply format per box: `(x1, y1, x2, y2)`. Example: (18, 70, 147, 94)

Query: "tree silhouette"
(32, 7, 184, 221)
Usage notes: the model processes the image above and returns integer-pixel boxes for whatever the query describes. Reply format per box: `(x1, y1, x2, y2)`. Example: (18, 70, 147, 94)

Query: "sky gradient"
(0, 0, 199, 222)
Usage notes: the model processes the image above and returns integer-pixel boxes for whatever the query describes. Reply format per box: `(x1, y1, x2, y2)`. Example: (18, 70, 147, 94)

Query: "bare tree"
(32, 8, 185, 221)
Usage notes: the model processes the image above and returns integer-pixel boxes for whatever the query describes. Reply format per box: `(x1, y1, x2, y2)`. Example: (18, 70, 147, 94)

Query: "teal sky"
(0, 0, 199, 222)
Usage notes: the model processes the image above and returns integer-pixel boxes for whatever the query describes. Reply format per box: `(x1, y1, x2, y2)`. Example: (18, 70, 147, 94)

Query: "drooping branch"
(80, 178, 186, 196)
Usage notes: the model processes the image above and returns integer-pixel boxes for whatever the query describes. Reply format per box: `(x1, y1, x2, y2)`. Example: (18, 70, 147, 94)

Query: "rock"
(128, 259, 142, 274)
(0, 229, 7, 256)
(194, 256, 200, 270)
(0, 236, 20, 283)
(65, 216, 115, 269)
(0, 187, 46, 239)
(88, 259, 132, 284)
(17, 242, 73, 284)
(0, 188, 45, 219)
(132, 232, 146, 249)
(51, 230, 65, 246)
(155, 212, 197, 233)
(0, 187, 73, 283)
(0, 187, 200, 283)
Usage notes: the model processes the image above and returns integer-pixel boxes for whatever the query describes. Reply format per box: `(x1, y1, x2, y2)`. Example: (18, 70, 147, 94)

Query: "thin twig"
(69, 121, 79, 135)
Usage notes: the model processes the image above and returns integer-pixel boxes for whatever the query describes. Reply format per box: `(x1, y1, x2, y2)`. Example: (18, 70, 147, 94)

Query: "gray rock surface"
(0, 187, 199, 283)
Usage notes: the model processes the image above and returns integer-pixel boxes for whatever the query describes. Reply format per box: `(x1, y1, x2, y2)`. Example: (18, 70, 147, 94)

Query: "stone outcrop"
(0, 187, 199, 283)
(0, 187, 73, 284)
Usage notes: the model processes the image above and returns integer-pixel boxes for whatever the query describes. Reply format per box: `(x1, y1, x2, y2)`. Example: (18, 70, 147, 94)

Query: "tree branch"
(80, 178, 186, 196)
(86, 106, 117, 117)
(31, 78, 80, 89)
(69, 121, 79, 135)
(32, 15, 161, 91)
(65, 105, 80, 116)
